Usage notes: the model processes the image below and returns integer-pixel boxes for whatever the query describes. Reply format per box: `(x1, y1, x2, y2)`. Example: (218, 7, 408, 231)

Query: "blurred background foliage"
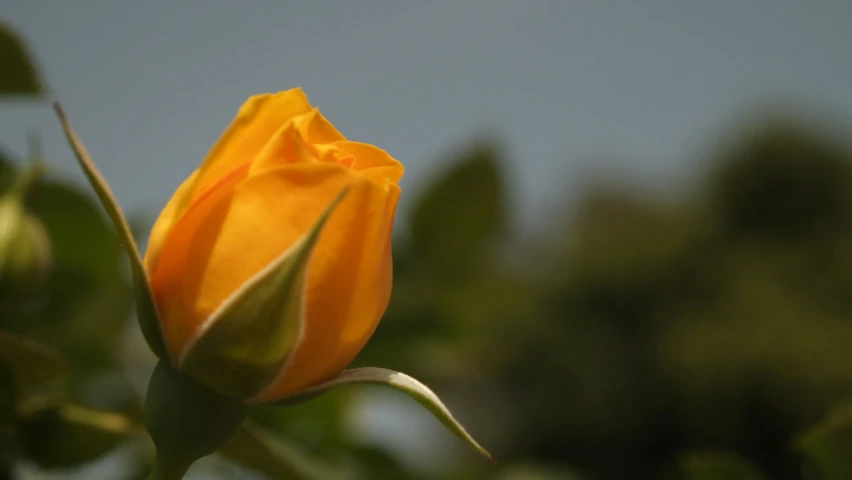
(3, 19, 852, 480)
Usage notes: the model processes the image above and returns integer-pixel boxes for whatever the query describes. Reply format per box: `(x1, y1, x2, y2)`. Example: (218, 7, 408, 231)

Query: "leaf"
(409, 141, 507, 278)
(26, 180, 122, 279)
(14, 179, 134, 371)
(181, 188, 348, 400)
(52, 103, 167, 360)
(18, 402, 142, 468)
(0, 23, 44, 96)
(0, 331, 68, 403)
(219, 421, 347, 480)
(267, 367, 493, 462)
(796, 405, 852, 480)
(679, 451, 769, 480)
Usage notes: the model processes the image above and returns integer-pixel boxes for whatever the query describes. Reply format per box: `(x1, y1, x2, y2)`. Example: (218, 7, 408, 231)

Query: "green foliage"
(679, 452, 769, 480)
(0, 23, 43, 96)
(796, 404, 852, 480)
(409, 140, 508, 280)
(220, 422, 348, 480)
(18, 403, 140, 468)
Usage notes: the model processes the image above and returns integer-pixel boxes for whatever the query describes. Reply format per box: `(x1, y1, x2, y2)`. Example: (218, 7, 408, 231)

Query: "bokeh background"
(3, 2, 852, 479)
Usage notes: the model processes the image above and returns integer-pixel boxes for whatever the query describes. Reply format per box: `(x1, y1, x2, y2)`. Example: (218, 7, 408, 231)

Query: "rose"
(56, 92, 488, 476)
(142, 88, 403, 402)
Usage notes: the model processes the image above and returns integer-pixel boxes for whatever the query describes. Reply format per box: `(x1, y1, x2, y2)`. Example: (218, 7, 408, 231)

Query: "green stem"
(144, 361, 247, 480)
(147, 453, 191, 480)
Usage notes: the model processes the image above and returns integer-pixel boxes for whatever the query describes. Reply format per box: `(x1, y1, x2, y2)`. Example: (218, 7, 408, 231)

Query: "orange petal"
(295, 108, 347, 145)
(143, 168, 199, 275)
(151, 161, 396, 376)
(335, 141, 402, 171)
(187, 88, 313, 204)
(146, 89, 313, 277)
(248, 121, 320, 175)
(149, 162, 250, 360)
(253, 179, 400, 401)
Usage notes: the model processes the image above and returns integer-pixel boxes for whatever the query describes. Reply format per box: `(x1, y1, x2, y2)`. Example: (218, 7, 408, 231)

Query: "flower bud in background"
(143, 88, 403, 402)
(0, 167, 51, 292)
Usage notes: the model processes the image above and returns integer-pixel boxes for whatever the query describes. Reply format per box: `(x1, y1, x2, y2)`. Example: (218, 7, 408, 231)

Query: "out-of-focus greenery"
(4, 19, 852, 480)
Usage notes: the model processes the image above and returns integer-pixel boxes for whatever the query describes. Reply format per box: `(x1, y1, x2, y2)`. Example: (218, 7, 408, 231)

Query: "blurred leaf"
(679, 451, 769, 480)
(18, 402, 141, 468)
(249, 381, 349, 450)
(410, 141, 507, 278)
(220, 421, 347, 480)
(0, 331, 68, 402)
(26, 180, 122, 279)
(796, 405, 852, 480)
(708, 120, 852, 242)
(53, 103, 168, 360)
(0, 23, 44, 96)
(271, 367, 493, 462)
(0, 149, 13, 191)
(345, 444, 421, 480)
(494, 463, 586, 480)
(0, 365, 19, 468)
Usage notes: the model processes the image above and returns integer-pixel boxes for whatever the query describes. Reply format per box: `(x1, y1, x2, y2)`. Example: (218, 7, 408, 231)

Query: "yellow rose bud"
(142, 88, 403, 402)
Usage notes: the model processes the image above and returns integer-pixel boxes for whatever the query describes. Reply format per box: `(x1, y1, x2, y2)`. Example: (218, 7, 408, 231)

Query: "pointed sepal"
(179, 188, 349, 400)
(266, 367, 493, 462)
(52, 103, 167, 360)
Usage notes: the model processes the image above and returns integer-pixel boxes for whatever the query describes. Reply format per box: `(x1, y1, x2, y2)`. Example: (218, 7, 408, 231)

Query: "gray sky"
(2, 1, 852, 235)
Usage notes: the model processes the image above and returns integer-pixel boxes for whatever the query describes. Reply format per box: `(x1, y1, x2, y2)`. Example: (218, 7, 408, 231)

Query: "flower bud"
(0, 179, 51, 292)
(143, 88, 403, 402)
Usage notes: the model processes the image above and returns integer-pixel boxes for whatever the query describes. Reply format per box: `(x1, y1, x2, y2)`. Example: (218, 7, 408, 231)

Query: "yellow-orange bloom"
(142, 88, 403, 402)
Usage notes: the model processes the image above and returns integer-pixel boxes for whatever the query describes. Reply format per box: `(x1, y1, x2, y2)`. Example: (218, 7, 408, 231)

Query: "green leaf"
(796, 405, 852, 480)
(268, 367, 493, 462)
(18, 402, 141, 468)
(16, 179, 134, 372)
(180, 188, 348, 400)
(0, 331, 68, 403)
(679, 451, 769, 480)
(27, 180, 122, 279)
(52, 103, 167, 360)
(219, 421, 347, 480)
(0, 23, 44, 96)
(410, 141, 507, 278)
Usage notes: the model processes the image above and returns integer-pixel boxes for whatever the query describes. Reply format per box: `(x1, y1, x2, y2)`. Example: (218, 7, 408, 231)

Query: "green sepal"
(144, 361, 247, 479)
(53, 103, 168, 360)
(179, 188, 348, 400)
(265, 367, 493, 463)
